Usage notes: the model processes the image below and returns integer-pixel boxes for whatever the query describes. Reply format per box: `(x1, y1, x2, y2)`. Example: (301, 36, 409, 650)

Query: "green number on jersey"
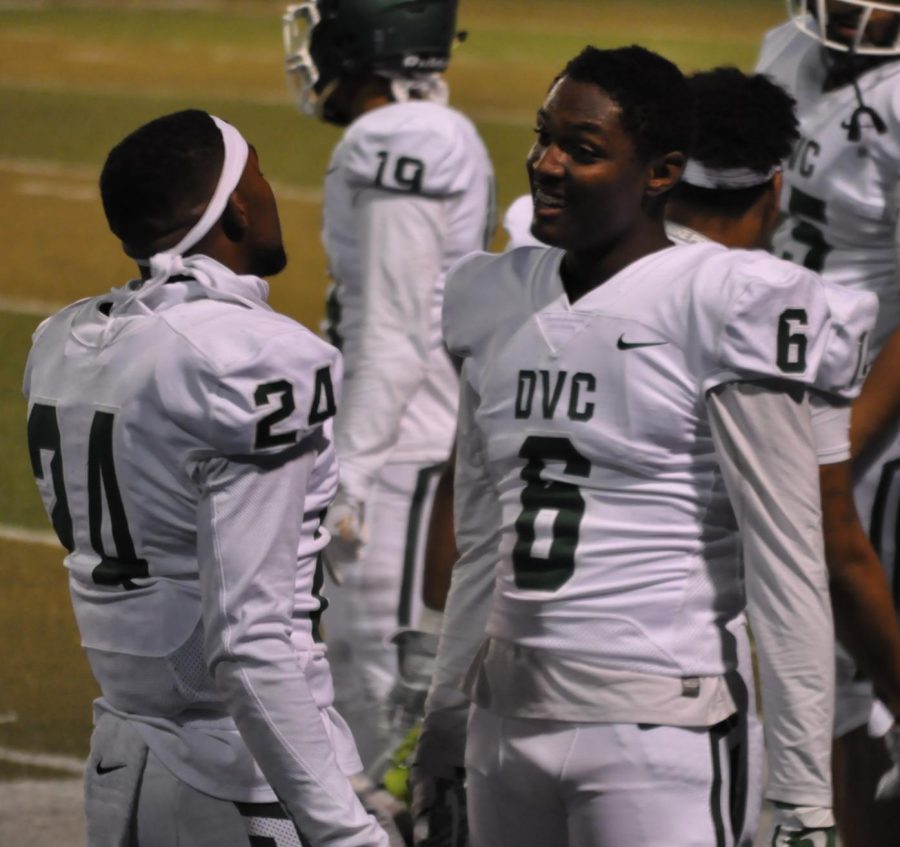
(777, 308, 808, 373)
(27, 404, 148, 589)
(782, 187, 832, 272)
(512, 435, 589, 591)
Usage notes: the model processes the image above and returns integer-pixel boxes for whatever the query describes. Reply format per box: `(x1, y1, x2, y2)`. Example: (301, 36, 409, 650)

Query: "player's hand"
(876, 723, 900, 800)
(351, 774, 412, 847)
(410, 763, 468, 847)
(765, 803, 836, 846)
(322, 489, 365, 582)
(380, 630, 439, 745)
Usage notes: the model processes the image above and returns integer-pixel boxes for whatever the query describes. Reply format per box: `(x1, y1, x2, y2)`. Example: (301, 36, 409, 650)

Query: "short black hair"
(673, 67, 799, 217)
(100, 109, 223, 255)
(561, 45, 692, 162)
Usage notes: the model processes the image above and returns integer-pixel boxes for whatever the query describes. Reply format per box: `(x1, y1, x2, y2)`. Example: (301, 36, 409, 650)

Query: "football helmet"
(283, 0, 459, 116)
(788, 0, 900, 55)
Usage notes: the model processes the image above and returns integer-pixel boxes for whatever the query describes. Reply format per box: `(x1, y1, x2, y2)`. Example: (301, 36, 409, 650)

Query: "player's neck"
(348, 77, 393, 121)
(666, 208, 755, 250)
(560, 225, 672, 303)
(822, 47, 896, 91)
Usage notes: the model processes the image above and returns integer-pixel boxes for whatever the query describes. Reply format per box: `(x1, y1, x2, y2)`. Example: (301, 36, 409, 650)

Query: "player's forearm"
(828, 550, 900, 718)
(820, 460, 900, 716)
(422, 454, 457, 611)
(850, 325, 900, 459)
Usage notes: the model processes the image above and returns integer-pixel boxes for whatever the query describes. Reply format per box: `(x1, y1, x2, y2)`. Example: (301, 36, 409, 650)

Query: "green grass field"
(0, 0, 786, 781)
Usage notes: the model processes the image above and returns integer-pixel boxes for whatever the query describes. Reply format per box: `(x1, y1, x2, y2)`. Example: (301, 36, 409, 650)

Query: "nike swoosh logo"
(95, 761, 126, 775)
(617, 334, 669, 350)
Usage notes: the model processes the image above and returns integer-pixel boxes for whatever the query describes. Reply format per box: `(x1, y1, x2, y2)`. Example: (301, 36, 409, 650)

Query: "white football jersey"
(23, 261, 387, 844)
(321, 100, 494, 500)
(443, 242, 852, 677)
(758, 21, 900, 354)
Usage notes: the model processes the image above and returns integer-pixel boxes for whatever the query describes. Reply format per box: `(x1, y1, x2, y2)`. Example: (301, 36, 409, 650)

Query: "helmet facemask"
(283, 3, 324, 116)
(788, 0, 900, 55)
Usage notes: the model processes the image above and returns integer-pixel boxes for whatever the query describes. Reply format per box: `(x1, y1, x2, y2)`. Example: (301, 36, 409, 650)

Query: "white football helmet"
(788, 0, 900, 55)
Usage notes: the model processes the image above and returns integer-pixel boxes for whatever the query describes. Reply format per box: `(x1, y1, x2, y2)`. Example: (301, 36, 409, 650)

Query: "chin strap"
(834, 48, 888, 142)
(846, 74, 887, 141)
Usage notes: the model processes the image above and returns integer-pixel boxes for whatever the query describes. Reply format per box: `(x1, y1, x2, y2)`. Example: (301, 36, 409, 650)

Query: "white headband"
(105, 115, 252, 334)
(681, 160, 780, 190)
(137, 115, 249, 277)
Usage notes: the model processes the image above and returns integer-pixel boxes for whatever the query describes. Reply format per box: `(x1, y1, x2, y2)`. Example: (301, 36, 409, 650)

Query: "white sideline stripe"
(0, 524, 61, 547)
(0, 745, 85, 775)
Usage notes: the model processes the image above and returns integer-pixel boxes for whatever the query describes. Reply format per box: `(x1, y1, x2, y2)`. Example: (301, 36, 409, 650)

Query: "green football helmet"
(283, 0, 460, 117)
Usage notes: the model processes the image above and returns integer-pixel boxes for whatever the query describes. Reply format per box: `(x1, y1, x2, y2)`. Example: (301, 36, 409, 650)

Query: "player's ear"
(221, 190, 249, 242)
(645, 151, 686, 198)
(758, 171, 783, 244)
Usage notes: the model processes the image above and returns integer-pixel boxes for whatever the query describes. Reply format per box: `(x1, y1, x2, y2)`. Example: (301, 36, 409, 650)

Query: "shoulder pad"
(341, 102, 486, 196)
(755, 21, 804, 73)
(442, 251, 497, 359)
(160, 308, 342, 459)
(699, 251, 833, 392)
(443, 247, 559, 360)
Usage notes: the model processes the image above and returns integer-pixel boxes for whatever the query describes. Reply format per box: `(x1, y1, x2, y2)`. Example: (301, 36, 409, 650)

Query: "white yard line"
(0, 746, 85, 775)
(0, 524, 61, 547)
(0, 157, 98, 180)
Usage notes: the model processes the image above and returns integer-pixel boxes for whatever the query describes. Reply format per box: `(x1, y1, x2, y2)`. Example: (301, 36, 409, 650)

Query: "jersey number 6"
(512, 435, 590, 592)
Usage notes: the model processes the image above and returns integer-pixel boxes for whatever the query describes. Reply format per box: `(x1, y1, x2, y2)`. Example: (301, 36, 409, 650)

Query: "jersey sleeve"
(161, 318, 342, 463)
(816, 282, 877, 400)
(420, 363, 500, 772)
(699, 253, 834, 395)
(196, 449, 386, 845)
(707, 381, 834, 807)
(331, 189, 445, 502)
(342, 106, 481, 197)
(809, 391, 852, 465)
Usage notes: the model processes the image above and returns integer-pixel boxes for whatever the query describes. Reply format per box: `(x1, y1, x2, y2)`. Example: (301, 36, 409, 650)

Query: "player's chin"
(530, 215, 567, 248)
(253, 244, 288, 278)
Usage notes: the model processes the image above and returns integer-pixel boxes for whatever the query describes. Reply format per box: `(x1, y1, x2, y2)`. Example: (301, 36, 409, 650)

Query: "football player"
(283, 0, 495, 775)
(417, 45, 873, 847)
(23, 110, 388, 847)
(757, 2, 900, 842)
